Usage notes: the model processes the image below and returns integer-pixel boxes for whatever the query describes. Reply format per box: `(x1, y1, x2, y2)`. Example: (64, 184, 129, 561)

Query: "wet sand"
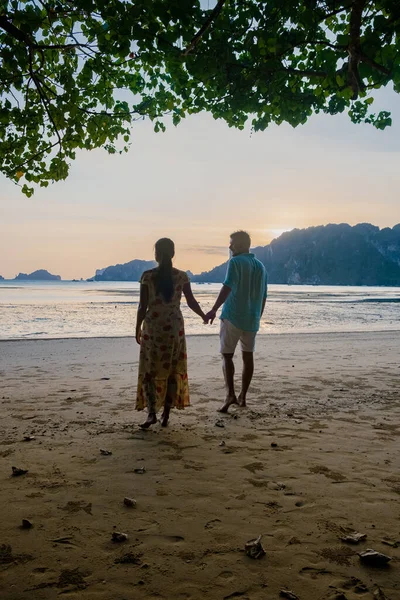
(0, 332, 399, 599)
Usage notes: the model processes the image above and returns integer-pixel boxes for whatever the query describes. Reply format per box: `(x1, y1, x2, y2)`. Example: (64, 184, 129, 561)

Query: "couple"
(135, 231, 268, 429)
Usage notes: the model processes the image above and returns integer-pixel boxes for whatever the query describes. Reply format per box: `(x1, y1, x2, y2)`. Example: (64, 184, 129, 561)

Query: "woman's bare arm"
(135, 283, 149, 344)
(183, 282, 206, 321)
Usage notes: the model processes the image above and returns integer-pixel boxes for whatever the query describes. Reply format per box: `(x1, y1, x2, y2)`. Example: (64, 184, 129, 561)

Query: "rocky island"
(15, 269, 61, 281)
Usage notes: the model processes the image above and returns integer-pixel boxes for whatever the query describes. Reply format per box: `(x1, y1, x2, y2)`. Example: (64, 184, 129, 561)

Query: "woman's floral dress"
(136, 268, 190, 413)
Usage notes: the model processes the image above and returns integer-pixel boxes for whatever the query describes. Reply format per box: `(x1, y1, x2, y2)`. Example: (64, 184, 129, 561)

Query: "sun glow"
(267, 227, 294, 240)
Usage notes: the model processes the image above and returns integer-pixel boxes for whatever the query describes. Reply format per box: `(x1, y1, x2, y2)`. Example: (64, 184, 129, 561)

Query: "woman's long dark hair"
(154, 238, 175, 302)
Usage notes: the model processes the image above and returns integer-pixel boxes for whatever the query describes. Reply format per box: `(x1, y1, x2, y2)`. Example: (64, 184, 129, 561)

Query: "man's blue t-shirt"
(221, 253, 268, 332)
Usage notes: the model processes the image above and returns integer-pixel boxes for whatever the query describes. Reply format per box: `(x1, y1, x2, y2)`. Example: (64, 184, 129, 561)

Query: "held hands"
(203, 308, 217, 325)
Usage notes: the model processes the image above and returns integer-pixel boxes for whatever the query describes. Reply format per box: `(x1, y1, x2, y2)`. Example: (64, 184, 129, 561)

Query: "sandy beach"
(1, 331, 399, 599)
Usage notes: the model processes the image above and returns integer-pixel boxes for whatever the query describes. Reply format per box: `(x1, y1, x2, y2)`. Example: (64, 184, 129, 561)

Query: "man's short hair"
(230, 230, 251, 249)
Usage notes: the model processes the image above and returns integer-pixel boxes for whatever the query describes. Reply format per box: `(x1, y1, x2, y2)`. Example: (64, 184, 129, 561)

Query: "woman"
(135, 238, 205, 428)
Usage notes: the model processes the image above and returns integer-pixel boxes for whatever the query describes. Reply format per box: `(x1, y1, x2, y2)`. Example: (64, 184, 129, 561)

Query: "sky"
(1, 87, 400, 280)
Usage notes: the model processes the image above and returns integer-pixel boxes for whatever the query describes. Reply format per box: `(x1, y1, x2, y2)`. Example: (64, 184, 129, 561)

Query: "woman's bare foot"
(218, 395, 238, 413)
(238, 393, 247, 407)
(139, 413, 157, 429)
(161, 408, 170, 427)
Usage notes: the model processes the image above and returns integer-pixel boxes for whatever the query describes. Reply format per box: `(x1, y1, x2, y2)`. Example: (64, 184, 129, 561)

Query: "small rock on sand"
(133, 467, 146, 474)
(21, 519, 33, 529)
(123, 497, 137, 508)
(112, 532, 128, 543)
(359, 549, 391, 567)
(12, 466, 28, 477)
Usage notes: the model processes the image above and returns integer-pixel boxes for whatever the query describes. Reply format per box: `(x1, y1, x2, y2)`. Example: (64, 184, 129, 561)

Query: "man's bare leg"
(219, 353, 238, 413)
(238, 351, 254, 407)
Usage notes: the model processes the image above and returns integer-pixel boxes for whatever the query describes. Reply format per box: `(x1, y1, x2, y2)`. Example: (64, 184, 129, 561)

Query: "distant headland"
(3, 223, 400, 286)
(89, 223, 400, 287)
(14, 269, 61, 281)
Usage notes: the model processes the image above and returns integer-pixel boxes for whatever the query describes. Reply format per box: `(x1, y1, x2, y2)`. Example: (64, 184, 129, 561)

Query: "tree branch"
(0, 15, 94, 53)
(358, 52, 392, 76)
(28, 49, 63, 153)
(183, 0, 227, 56)
(347, 0, 368, 98)
(0, 15, 34, 45)
(10, 141, 60, 175)
(317, 3, 353, 22)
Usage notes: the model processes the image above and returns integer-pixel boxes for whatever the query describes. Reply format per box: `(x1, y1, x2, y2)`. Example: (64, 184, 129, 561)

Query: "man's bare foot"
(218, 395, 238, 413)
(238, 393, 247, 408)
(139, 413, 157, 429)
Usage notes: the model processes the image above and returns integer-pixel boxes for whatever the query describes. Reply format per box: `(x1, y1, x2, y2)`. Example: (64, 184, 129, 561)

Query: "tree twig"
(183, 0, 228, 56)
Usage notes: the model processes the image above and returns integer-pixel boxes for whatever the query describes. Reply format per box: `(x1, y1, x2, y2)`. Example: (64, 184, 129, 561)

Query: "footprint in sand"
(240, 433, 259, 442)
(242, 462, 264, 473)
(183, 461, 205, 471)
(59, 501, 92, 515)
(299, 566, 332, 580)
(319, 546, 356, 566)
(216, 570, 235, 582)
(204, 519, 221, 530)
(309, 465, 346, 482)
(246, 478, 269, 488)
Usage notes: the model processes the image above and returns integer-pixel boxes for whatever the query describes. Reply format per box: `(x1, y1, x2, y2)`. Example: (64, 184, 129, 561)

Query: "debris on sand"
(244, 534, 266, 559)
(215, 420, 225, 428)
(0, 544, 33, 565)
(57, 568, 90, 590)
(23, 436, 36, 442)
(381, 538, 399, 548)
(359, 549, 391, 567)
(280, 591, 299, 600)
(133, 467, 146, 474)
(12, 466, 28, 477)
(100, 449, 112, 456)
(123, 497, 137, 508)
(21, 519, 33, 529)
(373, 586, 389, 599)
(341, 532, 367, 544)
(112, 532, 128, 543)
(51, 536, 74, 545)
(114, 552, 142, 565)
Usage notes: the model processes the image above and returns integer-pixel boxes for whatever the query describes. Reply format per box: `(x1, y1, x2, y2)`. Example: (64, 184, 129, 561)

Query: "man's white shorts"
(220, 318, 257, 354)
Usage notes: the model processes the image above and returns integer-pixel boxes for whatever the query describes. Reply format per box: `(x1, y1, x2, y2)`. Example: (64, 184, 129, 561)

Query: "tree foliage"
(1, 0, 400, 195)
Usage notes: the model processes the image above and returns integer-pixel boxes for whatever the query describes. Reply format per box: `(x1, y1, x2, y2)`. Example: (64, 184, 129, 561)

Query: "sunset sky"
(1, 87, 399, 280)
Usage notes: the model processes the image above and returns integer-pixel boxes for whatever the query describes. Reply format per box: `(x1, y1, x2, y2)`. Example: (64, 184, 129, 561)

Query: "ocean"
(0, 281, 399, 340)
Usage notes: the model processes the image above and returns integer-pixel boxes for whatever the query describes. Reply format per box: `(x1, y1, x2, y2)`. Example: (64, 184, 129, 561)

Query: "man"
(205, 231, 268, 413)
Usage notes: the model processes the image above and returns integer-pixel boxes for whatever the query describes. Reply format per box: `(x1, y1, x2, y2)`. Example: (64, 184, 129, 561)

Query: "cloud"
(184, 245, 228, 255)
